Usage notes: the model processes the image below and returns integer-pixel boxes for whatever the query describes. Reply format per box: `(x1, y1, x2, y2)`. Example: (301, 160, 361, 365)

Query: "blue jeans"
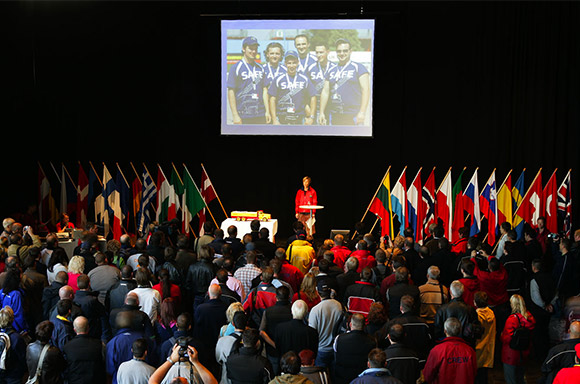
(503, 363, 526, 384)
(315, 349, 334, 368)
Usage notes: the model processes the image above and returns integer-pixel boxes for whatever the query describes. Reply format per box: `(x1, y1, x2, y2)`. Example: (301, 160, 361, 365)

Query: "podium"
(299, 205, 324, 235)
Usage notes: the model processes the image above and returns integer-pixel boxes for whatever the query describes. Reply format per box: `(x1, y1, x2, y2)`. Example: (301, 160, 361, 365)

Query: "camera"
(548, 233, 560, 241)
(177, 337, 191, 359)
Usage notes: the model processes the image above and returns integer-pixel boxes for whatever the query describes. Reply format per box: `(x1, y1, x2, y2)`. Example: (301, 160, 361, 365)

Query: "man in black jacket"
(386, 295, 432, 361)
(74, 274, 110, 342)
(336, 256, 360, 302)
(386, 267, 420, 319)
(226, 328, 273, 384)
(259, 286, 293, 373)
(273, 300, 319, 360)
(62, 316, 106, 384)
(42, 270, 68, 320)
(105, 265, 137, 312)
(186, 245, 216, 313)
(540, 321, 580, 384)
(385, 324, 421, 384)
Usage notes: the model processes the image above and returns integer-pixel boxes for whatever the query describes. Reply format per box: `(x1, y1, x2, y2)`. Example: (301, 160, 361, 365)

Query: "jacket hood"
(271, 374, 312, 384)
(476, 307, 495, 322)
(291, 240, 312, 247)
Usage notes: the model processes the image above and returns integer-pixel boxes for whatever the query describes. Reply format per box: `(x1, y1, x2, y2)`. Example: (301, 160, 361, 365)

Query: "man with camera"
(149, 342, 217, 384)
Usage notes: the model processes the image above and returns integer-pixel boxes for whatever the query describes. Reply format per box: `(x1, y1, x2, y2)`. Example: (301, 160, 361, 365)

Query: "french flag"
(407, 168, 424, 244)
(391, 168, 407, 236)
(479, 170, 497, 245)
(463, 168, 481, 236)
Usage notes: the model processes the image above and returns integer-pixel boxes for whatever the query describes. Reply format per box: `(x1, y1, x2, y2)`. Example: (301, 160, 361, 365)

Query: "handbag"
(25, 343, 50, 384)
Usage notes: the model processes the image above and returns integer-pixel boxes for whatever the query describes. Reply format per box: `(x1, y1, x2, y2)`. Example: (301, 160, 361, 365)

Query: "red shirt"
(152, 282, 182, 308)
(295, 188, 318, 214)
(330, 246, 352, 270)
(279, 261, 304, 293)
(423, 336, 477, 384)
(553, 365, 580, 384)
(458, 276, 480, 308)
(292, 291, 321, 310)
(350, 250, 376, 273)
(472, 256, 509, 306)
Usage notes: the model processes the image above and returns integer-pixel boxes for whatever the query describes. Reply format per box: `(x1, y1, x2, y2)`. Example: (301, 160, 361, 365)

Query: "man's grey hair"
(427, 265, 440, 280)
(444, 317, 462, 337)
(291, 300, 309, 321)
(449, 280, 464, 299)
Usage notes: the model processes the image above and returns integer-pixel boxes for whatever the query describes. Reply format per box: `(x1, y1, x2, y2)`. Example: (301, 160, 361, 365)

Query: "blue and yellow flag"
(512, 170, 526, 239)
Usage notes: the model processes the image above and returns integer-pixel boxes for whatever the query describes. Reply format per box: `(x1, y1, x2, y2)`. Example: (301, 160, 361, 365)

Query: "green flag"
(182, 167, 205, 233)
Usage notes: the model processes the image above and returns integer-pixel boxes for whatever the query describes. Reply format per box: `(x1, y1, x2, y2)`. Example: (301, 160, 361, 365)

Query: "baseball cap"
(296, 230, 307, 240)
(284, 50, 299, 60)
(242, 36, 259, 47)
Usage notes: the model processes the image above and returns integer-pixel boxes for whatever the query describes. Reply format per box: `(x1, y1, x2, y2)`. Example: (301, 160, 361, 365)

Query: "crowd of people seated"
(0, 214, 580, 384)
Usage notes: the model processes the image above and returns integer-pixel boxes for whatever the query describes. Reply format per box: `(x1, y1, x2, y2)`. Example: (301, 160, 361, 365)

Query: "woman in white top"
(46, 248, 69, 284)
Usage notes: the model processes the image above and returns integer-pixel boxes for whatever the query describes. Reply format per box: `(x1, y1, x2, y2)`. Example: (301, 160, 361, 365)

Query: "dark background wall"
(4, 1, 579, 240)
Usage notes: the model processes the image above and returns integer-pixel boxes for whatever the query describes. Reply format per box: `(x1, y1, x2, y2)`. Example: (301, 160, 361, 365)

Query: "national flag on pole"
(451, 169, 465, 242)
(497, 171, 513, 229)
(480, 170, 498, 245)
(199, 165, 218, 234)
(156, 165, 180, 224)
(514, 169, 542, 230)
(115, 165, 131, 229)
(103, 164, 123, 239)
(132, 172, 143, 233)
(60, 165, 77, 221)
(463, 169, 481, 237)
(369, 169, 394, 239)
(38, 165, 57, 226)
(512, 170, 526, 239)
(183, 166, 206, 233)
(407, 168, 424, 244)
(557, 170, 572, 237)
(542, 170, 558, 233)
(138, 168, 156, 234)
(422, 168, 436, 238)
(436, 169, 453, 239)
(77, 164, 89, 229)
(391, 168, 407, 236)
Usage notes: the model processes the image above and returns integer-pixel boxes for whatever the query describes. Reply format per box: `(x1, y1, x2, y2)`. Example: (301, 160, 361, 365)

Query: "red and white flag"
(557, 170, 572, 237)
(543, 170, 558, 233)
(436, 169, 453, 239)
(514, 169, 543, 229)
(198, 165, 217, 235)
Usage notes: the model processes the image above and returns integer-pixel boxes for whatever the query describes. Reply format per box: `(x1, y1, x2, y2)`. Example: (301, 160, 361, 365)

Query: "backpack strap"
(33, 344, 50, 380)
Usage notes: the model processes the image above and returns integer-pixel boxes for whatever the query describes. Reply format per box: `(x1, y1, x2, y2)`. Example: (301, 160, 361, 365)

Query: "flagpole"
(436, 167, 453, 194)
(369, 216, 380, 234)
(513, 168, 542, 217)
(62, 163, 76, 187)
(89, 161, 103, 186)
(130, 162, 142, 184)
(201, 163, 228, 218)
(352, 165, 391, 240)
(171, 162, 184, 186)
(184, 164, 219, 228)
(479, 168, 495, 197)
(49, 162, 62, 184)
(116, 163, 131, 189)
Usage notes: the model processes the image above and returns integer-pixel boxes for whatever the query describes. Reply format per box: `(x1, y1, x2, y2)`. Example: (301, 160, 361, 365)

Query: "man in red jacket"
(330, 234, 351, 270)
(471, 252, 509, 307)
(351, 240, 376, 273)
(423, 317, 477, 384)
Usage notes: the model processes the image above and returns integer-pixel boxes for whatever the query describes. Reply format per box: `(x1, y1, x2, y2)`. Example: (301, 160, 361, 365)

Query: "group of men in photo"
(226, 33, 371, 126)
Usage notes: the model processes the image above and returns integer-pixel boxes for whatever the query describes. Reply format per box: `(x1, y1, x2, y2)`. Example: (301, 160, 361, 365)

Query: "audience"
(1, 214, 578, 384)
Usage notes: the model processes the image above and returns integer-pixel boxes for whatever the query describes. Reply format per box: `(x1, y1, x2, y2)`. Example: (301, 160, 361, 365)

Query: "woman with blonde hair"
(67, 255, 85, 292)
(292, 273, 321, 310)
(501, 294, 536, 384)
(219, 302, 244, 337)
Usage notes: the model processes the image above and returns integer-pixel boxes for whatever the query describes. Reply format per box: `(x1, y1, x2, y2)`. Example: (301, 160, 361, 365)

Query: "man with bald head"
(541, 321, 580, 383)
(109, 292, 155, 338)
(193, 284, 228, 376)
(49, 285, 82, 321)
(63, 316, 106, 384)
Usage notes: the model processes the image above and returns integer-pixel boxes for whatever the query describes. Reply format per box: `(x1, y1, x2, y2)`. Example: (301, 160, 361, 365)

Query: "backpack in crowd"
(509, 314, 531, 351)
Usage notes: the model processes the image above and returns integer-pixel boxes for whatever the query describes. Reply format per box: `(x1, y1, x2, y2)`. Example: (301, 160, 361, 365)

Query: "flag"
(514, 169, 542, 230)
(497, 172, 513, 228)
(183, 166, 206, 233)
(463, 169, 481, 237)
(480, 170, 498, 245)
(512, 170, 526, 239)
(77, 164, 89, 229)
(115, 165, 131, 229)
(369, 169, 394, 238)
(422, 168, 436, 238)
(103, 164, 123, 239)
(451, 169, 465, 242)
(543, 170, 558, 233)
(199, 165, 218, 234)
(60, 165, 77, 222)
(38, 165, 57, 226)
(436, 169, 453, 239)
(132, 169, 143, 233)
(391, 168, 407, 236)
(156, 165, 180, 224)
(407, 168, 424, 244)
(557, 170, 572, 237)
(138, 168, 156, 234)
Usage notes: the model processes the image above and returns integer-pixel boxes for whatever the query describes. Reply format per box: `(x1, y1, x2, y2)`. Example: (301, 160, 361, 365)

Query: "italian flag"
(182, 166, 206, 233)
(156, 165, 180, 223)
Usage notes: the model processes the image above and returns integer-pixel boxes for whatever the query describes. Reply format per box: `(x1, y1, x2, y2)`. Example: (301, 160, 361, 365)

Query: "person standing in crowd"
(319, 37, 370, 126)
(501, 294, 536, 384)
(269, 50, 316, 125)
(0, 306, 27, 384)
(116, 338, 156, 384)
(26, 320, 66, 384)
(541, 321, 580, 384)
(227, 36, 270, 125)
(419, 265, 449, 325)
(474, 291, 496, 384)
(351, 348, 404, 384)
(384, 324, 420, 384)
(286, 231, 315, 275)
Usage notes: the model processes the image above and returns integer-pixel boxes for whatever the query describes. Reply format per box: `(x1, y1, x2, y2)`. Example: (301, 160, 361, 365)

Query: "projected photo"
(221, 19, 375, 137)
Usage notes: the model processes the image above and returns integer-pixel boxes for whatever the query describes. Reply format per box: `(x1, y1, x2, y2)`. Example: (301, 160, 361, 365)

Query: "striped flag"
(480, 170, 498, 245)
(512, 170, 526, 239)
(156, 165, 180, 223)
(463, 169, 481, 237)
(557, 170, 572, 237)
(543, 170, 558, 233)
(391, 168, 407, 236)
(183, 165, 206, 234)
(436, 169, 453, 239)
(451, 169, 465, 242)
(103, 164, 123, 239)
(369, 169, 394, 238)
(199, 165, 218, 234)
(138, 168, 156, 234)
(497, 171, 513, 229)
(407, 168, 424, 244)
